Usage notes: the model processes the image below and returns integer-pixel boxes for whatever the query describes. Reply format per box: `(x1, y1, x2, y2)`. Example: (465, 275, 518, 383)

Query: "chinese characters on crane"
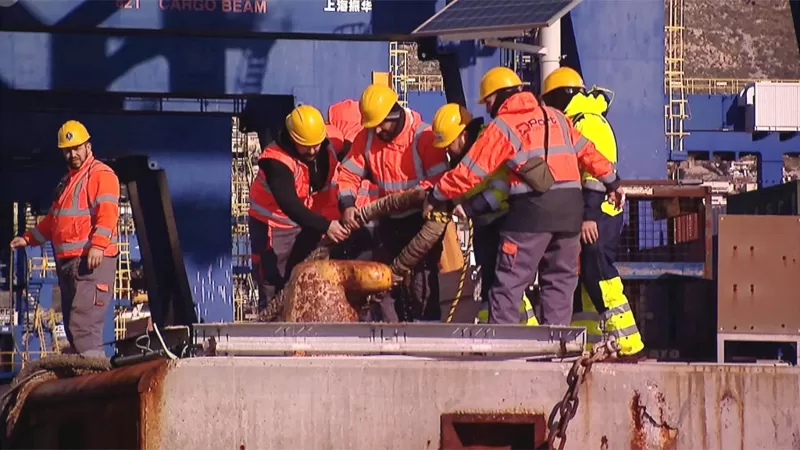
(323, 0, 372, 13)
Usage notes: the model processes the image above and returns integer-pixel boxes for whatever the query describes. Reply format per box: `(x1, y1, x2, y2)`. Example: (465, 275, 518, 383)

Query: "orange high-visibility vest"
(431, 92, 618, 203)
(249, 140, 340, 229)
(24, 156, 120, 260)
(328, 100, 380, 208)
(335, 109, 448, 216)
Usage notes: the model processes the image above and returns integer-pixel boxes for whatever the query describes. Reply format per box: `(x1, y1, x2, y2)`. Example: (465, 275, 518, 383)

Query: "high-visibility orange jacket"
(328, 100, 380, 209)
(429, 92, 620, 232)
(249, 133, 340, 229)
(328, 100, 362, 144)
(324, 123, 346, 161)
(335, 109, 448, 213)
(24, 156, 120, 260)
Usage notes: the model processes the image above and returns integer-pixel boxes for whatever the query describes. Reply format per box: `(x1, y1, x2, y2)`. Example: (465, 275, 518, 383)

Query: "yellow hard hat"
(57, 120, 90, 149)
(478, 67, 528, 103)
(285, 104, 327, 146)
(431, 103, 473, 148)
(542, 67, 585, 96)
(359, 84, 399, 128)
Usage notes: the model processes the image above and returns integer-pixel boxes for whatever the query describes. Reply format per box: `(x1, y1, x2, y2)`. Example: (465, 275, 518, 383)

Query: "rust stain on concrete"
(630, 390, 679, 450)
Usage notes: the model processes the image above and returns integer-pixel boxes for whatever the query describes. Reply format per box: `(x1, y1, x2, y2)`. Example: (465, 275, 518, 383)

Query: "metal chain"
(546, 338, 620, 450)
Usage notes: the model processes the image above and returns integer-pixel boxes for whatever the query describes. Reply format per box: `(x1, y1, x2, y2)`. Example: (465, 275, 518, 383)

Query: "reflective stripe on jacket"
(460, 167, 511, 226)
(24, 156, 120, 260)
(327, 101, 380, 209)
(336, 108, 448, 215)
(564, 92, 622, 218)
(431, 92, 618, 204)
(249, 140, 339, 229)
(564, 92, 618, 194)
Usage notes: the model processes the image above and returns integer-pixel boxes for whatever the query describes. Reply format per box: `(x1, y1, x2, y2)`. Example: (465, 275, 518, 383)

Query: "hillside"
(684, 0, 800, 79)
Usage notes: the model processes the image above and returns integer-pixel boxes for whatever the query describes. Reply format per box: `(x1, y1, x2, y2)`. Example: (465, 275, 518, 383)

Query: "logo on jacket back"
(515, 116, 557, 136)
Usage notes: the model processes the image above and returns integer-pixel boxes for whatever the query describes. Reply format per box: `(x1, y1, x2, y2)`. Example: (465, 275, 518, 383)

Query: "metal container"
(743, 82, 800, 132)
(716, 215, 800, 363)
(726, 180, 800, 216)
(617, 181, 713, 280)
(626, 278, 716, 362)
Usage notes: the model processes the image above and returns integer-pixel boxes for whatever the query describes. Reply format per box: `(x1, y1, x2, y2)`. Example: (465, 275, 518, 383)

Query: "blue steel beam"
(0, 32, 387, 98)
(683, 95, 740, 131)
(0, 0, 444, 38)
(567, 0, 666, 180)
(676, 94, 800, 187)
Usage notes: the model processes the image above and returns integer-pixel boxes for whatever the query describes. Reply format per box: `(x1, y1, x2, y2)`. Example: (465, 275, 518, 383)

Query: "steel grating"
(412, 0, 582, 39)
(193, 322, 586, 359)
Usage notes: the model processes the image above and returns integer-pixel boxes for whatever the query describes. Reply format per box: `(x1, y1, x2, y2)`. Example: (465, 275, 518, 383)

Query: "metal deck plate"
(193, 322, 586, 359)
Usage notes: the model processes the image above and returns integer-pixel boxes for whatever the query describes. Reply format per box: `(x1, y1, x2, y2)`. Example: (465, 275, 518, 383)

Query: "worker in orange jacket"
(10, 120, 120, 357)
(327, 99, 380, 263)
(423, 67, 625, 326)
(249, 105, 349, 311)
(328, 99, 380, 209)
(335, 84, 449, 322)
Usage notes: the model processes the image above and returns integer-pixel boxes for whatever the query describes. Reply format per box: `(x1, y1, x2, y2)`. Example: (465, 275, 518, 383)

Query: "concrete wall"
(151, 357, 800, 449)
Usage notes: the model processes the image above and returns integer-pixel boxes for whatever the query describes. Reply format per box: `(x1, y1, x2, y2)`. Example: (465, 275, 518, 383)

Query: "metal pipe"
(205, 339, 583, 358)
(539, 20, 562, 89)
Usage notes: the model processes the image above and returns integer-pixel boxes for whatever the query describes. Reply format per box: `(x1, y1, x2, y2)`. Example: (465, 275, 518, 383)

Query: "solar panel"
(412, 0, 582, 39)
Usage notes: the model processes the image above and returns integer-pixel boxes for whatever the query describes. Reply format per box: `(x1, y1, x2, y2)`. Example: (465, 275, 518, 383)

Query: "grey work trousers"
(56, 255, 116, 357)
(488, 230, 580, 325)
(249, 217, 308, 311)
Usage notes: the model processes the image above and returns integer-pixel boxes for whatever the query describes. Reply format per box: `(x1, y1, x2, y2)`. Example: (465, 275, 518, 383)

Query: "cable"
(152, 322, 178, 360)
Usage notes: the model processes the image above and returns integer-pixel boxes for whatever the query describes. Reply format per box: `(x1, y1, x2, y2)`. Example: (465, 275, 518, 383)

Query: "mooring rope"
(0, 355, 111, 439)
(445, 217, 473, 324)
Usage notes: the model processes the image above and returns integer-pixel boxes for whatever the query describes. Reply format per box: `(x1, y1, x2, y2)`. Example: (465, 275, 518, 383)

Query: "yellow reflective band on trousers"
(520, 292, 539, 325)
(476, 291, 539, 325)
(570, 276, 644, 355)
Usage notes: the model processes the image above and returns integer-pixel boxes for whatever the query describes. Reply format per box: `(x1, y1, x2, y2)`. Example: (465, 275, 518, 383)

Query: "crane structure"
(664, 0, 688, 156)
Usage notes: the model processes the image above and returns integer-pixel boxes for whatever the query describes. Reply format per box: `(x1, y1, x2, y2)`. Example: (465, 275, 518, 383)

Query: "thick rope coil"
(0, 355, 111, 439)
